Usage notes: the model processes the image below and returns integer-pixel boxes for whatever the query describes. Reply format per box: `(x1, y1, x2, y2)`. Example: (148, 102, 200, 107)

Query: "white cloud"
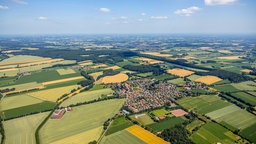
(99, 8, 110, 12)
(141, 13, 146, 16)
(205, 0, 237, 5)
(0, 5, 9, 10)
(174, 6, 200, 16)
(37, 16, 48, 20)
(138, 19, 143, 22)
(11, 0, 28, 5)
(120, 16, 127, 19)
(150, 16, 168, 20)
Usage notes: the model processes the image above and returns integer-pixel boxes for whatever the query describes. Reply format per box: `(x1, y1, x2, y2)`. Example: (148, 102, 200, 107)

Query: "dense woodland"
(123, 64, 164, 75)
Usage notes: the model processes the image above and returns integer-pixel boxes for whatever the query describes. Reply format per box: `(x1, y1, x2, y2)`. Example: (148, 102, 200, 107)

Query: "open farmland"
(240, 69, 252, 73)
(151, 109, 169, 117)
(89, 71, 103, 80)
(231, 81, 256, 91)
(240, 123, 256, 143)
(135, 57, 163, 64)
(56, 68, 76, 75)
(0, 55, 48, 66)
(60, 88, 113, 107)
(218, 56, 241, 60)
(101, 130, 146, 144)
(186, 119, 205, 133)
(168, 78, 186, 85)
(141, 52, 172, 57)
(39, 99, 125, 144)
(194, 75, 222, 85)
(101, 73, 128, 84)
(206, 105, 256, 130)
(78, 60, 93, 66)
(28, 85, 79, 102)
(106, 116, 133, 136)
(126, 125, 169, 144)
(147, 117, 186, 132)
(191, 122, 240, 144)
(187, 74, 201, 81)
(167, 68, 194, 77)
(130, 113, 154, 126)
(176, 95, 231, 114)
(231, 92, 256, 105)
(213, 84, 239, 92)
(0, 94, 43, 111)
(104, 65, 121, 70)
(0, 82, 44, 95)
(42, 76, 84, 85)
(3, 112, 49, 144)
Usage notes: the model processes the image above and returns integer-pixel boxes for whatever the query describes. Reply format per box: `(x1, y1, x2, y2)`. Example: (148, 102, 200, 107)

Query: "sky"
(0, 0, 256, 34)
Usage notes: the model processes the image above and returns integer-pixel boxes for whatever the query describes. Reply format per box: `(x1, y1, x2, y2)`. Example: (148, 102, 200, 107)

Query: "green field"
(168, 78, 186, 85)
(240, 123, 256, 143)
(232, 81, 256, 91)
(206, 105, 256, 130)
(0, 55, 45, 65)
(150, 109, 169, 117)
(136, 72, 153, 77)
(56, 68, 76, 75)
(176, 95, 231, 114)
(60, 88, 114, 107)
(231, 92, 256, 105)
(152, 74, 175, 81)
(39, 99, 125, 144)
(106, 116, 133, 136)
(213, 84, 239, 92)
(191, 122, 239, 144)
(3, 101, 56, 120)
(0, 94, 43, 111)
(3, 112, 49, 144)
(0, 82, 43, 91)
(186, 119, 205, 133)
(101, 129, 146, 144)
(147, 116, 186, 132)
(187, 74, 201, 81)
(130, 113, 154, 126)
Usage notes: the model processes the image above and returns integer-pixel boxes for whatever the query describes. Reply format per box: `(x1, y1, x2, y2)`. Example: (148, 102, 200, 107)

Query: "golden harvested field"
(135, 57, 163, 64)
(142, 52, 172, 57)
(19, 58, 64, 67)
(241, 69, 252, 73)
(195, 75, 222, 85)
(51, 126, 103, 144)
(218, 56, 241, 60)
(218, 50, 232, 53)
(42, 76, 84, 85)
(28, 85, 79, 102)
(91, 64, 108, 69)
(56, 68, 76, 75)
(101, 73, 128, 84)
(0, 55, 50, 66)
(104, 65, 121, 70)
(0, 68, 18, 72)
(78, 60, 93, 66)
(126, 125, 169, 144)
(89, 71, 103, 80)
(167, 68, 194, 77)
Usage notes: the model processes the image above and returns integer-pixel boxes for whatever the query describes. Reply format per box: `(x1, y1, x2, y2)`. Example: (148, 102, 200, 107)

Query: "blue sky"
(0, 0, 255, 34)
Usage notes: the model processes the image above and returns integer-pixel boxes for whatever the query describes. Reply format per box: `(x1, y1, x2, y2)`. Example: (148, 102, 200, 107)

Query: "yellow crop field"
(126, 125, 169, 144)
(91, 64, 108, 69)
(89, 71, 103, 80)
(241, 69, 252, 73)
(56, 68, 76, 75)
(195, 75, 222, 85)
(28, 85, 79, 102)
(78, 60, 93, 66)
(218, 50, 232, 53)
(167, 68, 194, 77)
(0, 68, 18, 72)
(142, 52, 172, 57)
(101, 73, 128, 84)
(104, 65, 121, 70)
(51, 126, 102, 144)
(218, 56, 241, 60)
(136, 57, 163, 64)
(42, 76, 84, 85)
(0, 55, 50, 66)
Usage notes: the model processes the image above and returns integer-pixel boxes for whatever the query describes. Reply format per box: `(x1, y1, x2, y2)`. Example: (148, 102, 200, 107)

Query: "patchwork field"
(142, 52, 172, 57)
(101, 73, 128, 84)
(60, 88, 113, 107)
(213, 84, 239, 92)
(3, 112, 49, 144)
(151, 109, 169, 117)
(187, 74, 201, 81)
(206, 105, 256, 130)
(126, 125, 169, 144)
(0, 82, 44, 95)
(39, 99, 125, 144)
(42, 76, 84, 85)
(240, 123, 256, 143)
(167, 68, 194, 77)
(104, 65, 121, 70)
(191, 122, 239, 144)
(28, 85, 79, 102)
(78, 60, 93, 66)
(0, 55, 48, 66)
(231, 81, 256, 91)
(218, 56, 241, 60)
(186, 119, 205, 133)
(168, 78, 186, 85)
(194, 75, 222, 85)
(147, 117, 186, 132)
(0, 94, 43, 111)
(135, 57, 163, 64)
(91, 64, 108, 69)
(89, 71, 103, 80)
(106, 116, 133, 136)
(218, 50, 232, 53)
(101, 130, 146, 144)
(130, 113, 154, 126)
(231, 92, 256, 105)
(56, 68, 76, 75)
(176, 95, 231, 114)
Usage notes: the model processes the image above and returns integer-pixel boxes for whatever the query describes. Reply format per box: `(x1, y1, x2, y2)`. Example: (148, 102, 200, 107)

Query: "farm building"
(171, 109, 188, 117)
(51, 109, 65, 119)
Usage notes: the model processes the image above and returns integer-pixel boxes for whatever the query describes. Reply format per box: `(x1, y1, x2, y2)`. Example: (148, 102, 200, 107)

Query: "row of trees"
(123, 64, 164, 75)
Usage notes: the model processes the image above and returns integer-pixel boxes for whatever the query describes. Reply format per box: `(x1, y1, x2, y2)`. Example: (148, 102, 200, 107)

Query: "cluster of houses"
(115, 79, 184, 113)
(51, 107, 72, 119)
